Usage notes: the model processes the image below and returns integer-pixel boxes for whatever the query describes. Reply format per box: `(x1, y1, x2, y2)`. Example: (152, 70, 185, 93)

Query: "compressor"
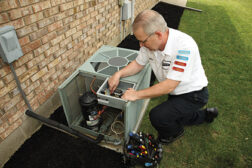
(79, 91, 101, 131)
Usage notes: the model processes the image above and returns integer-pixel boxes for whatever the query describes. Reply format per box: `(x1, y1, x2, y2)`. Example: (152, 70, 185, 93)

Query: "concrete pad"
(50, 92, 61, 112)
(0, 127, 26, 167)
(160, 0, 187, 7)
(20, 115, 41, 138)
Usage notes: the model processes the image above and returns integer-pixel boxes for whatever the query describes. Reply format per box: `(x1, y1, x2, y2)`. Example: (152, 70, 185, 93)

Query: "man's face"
(134, 27, 161, 51)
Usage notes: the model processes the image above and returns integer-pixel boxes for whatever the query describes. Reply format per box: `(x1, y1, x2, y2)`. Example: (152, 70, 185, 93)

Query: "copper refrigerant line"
(90, 77, 107, 119)
(90, 76, 97, 95)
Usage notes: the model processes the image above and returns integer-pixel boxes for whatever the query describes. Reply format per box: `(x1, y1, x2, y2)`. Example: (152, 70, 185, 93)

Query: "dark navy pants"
(149, 87, 209, 138)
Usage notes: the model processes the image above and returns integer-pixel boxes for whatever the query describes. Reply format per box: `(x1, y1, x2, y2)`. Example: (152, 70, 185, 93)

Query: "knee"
(149, 105, 175, 127)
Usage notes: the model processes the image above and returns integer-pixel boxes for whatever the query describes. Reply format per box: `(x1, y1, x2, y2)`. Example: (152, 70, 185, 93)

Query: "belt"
(169, 87, 208, 96)
(198, 86, 207, 92)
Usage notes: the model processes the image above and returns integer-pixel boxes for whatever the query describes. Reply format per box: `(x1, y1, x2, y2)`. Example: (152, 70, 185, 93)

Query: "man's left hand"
(122, 88, 138, 101)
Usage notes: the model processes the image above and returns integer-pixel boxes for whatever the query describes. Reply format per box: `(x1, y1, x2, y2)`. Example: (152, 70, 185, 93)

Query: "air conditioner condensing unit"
(58, 45, 151, 152)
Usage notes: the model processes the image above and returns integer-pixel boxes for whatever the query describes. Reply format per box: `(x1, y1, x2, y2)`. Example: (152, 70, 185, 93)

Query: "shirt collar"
(162, 28, 174, 56)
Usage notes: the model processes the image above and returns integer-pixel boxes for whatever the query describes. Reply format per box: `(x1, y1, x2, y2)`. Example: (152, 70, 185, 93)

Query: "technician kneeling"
(108, 10, 218, 145)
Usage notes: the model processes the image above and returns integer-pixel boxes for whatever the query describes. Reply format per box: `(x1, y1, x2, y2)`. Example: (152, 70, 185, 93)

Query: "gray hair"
(132, 10, 168, 35)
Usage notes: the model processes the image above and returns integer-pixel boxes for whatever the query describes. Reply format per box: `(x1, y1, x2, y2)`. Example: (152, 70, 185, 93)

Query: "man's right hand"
(108, 72, 121, 93)
(108, 60, 144, 93)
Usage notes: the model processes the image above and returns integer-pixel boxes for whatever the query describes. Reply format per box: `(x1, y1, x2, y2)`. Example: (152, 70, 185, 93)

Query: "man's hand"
(108, 72, 121, 93)
(121, 79, 180, 101)
(122, 88, 139, 101)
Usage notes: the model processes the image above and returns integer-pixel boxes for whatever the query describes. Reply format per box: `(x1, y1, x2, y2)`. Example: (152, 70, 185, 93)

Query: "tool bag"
(124, 132, 162, 168)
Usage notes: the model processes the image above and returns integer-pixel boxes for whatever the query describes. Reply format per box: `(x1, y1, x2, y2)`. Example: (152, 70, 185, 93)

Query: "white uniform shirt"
(136, 28, 208, 95)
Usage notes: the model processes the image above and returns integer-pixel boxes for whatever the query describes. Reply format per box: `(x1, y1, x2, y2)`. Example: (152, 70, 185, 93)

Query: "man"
(108, 10, 218, 144)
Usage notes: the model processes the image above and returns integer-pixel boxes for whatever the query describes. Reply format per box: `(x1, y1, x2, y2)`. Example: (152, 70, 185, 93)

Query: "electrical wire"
(111, 111, 124, 135)
(111, 121, 124, 135)
(10, 63, 33, 111)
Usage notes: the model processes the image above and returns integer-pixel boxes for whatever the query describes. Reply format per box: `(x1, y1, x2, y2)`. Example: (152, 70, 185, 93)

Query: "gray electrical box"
(122, 1, 131, 20)
(0, 26, 23, 64)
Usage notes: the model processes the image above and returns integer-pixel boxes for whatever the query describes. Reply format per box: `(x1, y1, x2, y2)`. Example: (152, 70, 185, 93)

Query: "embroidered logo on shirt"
(178, 50, 190, 55)
(162, 59, 171, 70)
(176, 55, 189, 61)
(172, 66, 184, 72)
(174, 61, 187, 67)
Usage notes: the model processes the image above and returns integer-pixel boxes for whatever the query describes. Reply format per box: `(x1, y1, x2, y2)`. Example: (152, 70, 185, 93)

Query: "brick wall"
(0, 0, 158, 166)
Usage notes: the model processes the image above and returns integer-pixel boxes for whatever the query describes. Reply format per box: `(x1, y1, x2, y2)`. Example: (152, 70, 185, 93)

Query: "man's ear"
(155, 31, 163, 40)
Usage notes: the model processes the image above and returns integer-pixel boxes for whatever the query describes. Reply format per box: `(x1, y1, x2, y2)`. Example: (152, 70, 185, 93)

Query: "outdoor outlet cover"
(0, 26, 23, 64)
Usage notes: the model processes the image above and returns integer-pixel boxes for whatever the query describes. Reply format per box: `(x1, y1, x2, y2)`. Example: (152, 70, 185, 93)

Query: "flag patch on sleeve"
(176, 55, 189, 61)
(178, 50, 190, 55)
(174, 61, 186, 67)
(172, 66, 184, 72)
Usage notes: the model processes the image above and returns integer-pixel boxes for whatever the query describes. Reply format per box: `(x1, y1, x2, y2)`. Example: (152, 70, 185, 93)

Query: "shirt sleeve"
(136, 47, 149, 66)
(167, 41, 195, 82)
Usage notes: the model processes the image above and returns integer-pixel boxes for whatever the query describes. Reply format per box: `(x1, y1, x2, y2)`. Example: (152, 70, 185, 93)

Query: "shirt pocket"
(161, 55, 173, 80)
(161, 54, 172, 70)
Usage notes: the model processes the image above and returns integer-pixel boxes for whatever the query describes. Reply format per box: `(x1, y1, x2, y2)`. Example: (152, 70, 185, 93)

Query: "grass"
(140, 0, 252, 167)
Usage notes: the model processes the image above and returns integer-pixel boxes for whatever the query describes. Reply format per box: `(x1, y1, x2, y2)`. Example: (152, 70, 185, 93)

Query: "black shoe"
(158, 129, 184, 145)
(205, 107, 218, 123)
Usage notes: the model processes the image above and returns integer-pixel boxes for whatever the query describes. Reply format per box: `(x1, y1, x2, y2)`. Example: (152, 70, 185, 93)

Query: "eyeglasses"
(138, 33, 154, 44)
